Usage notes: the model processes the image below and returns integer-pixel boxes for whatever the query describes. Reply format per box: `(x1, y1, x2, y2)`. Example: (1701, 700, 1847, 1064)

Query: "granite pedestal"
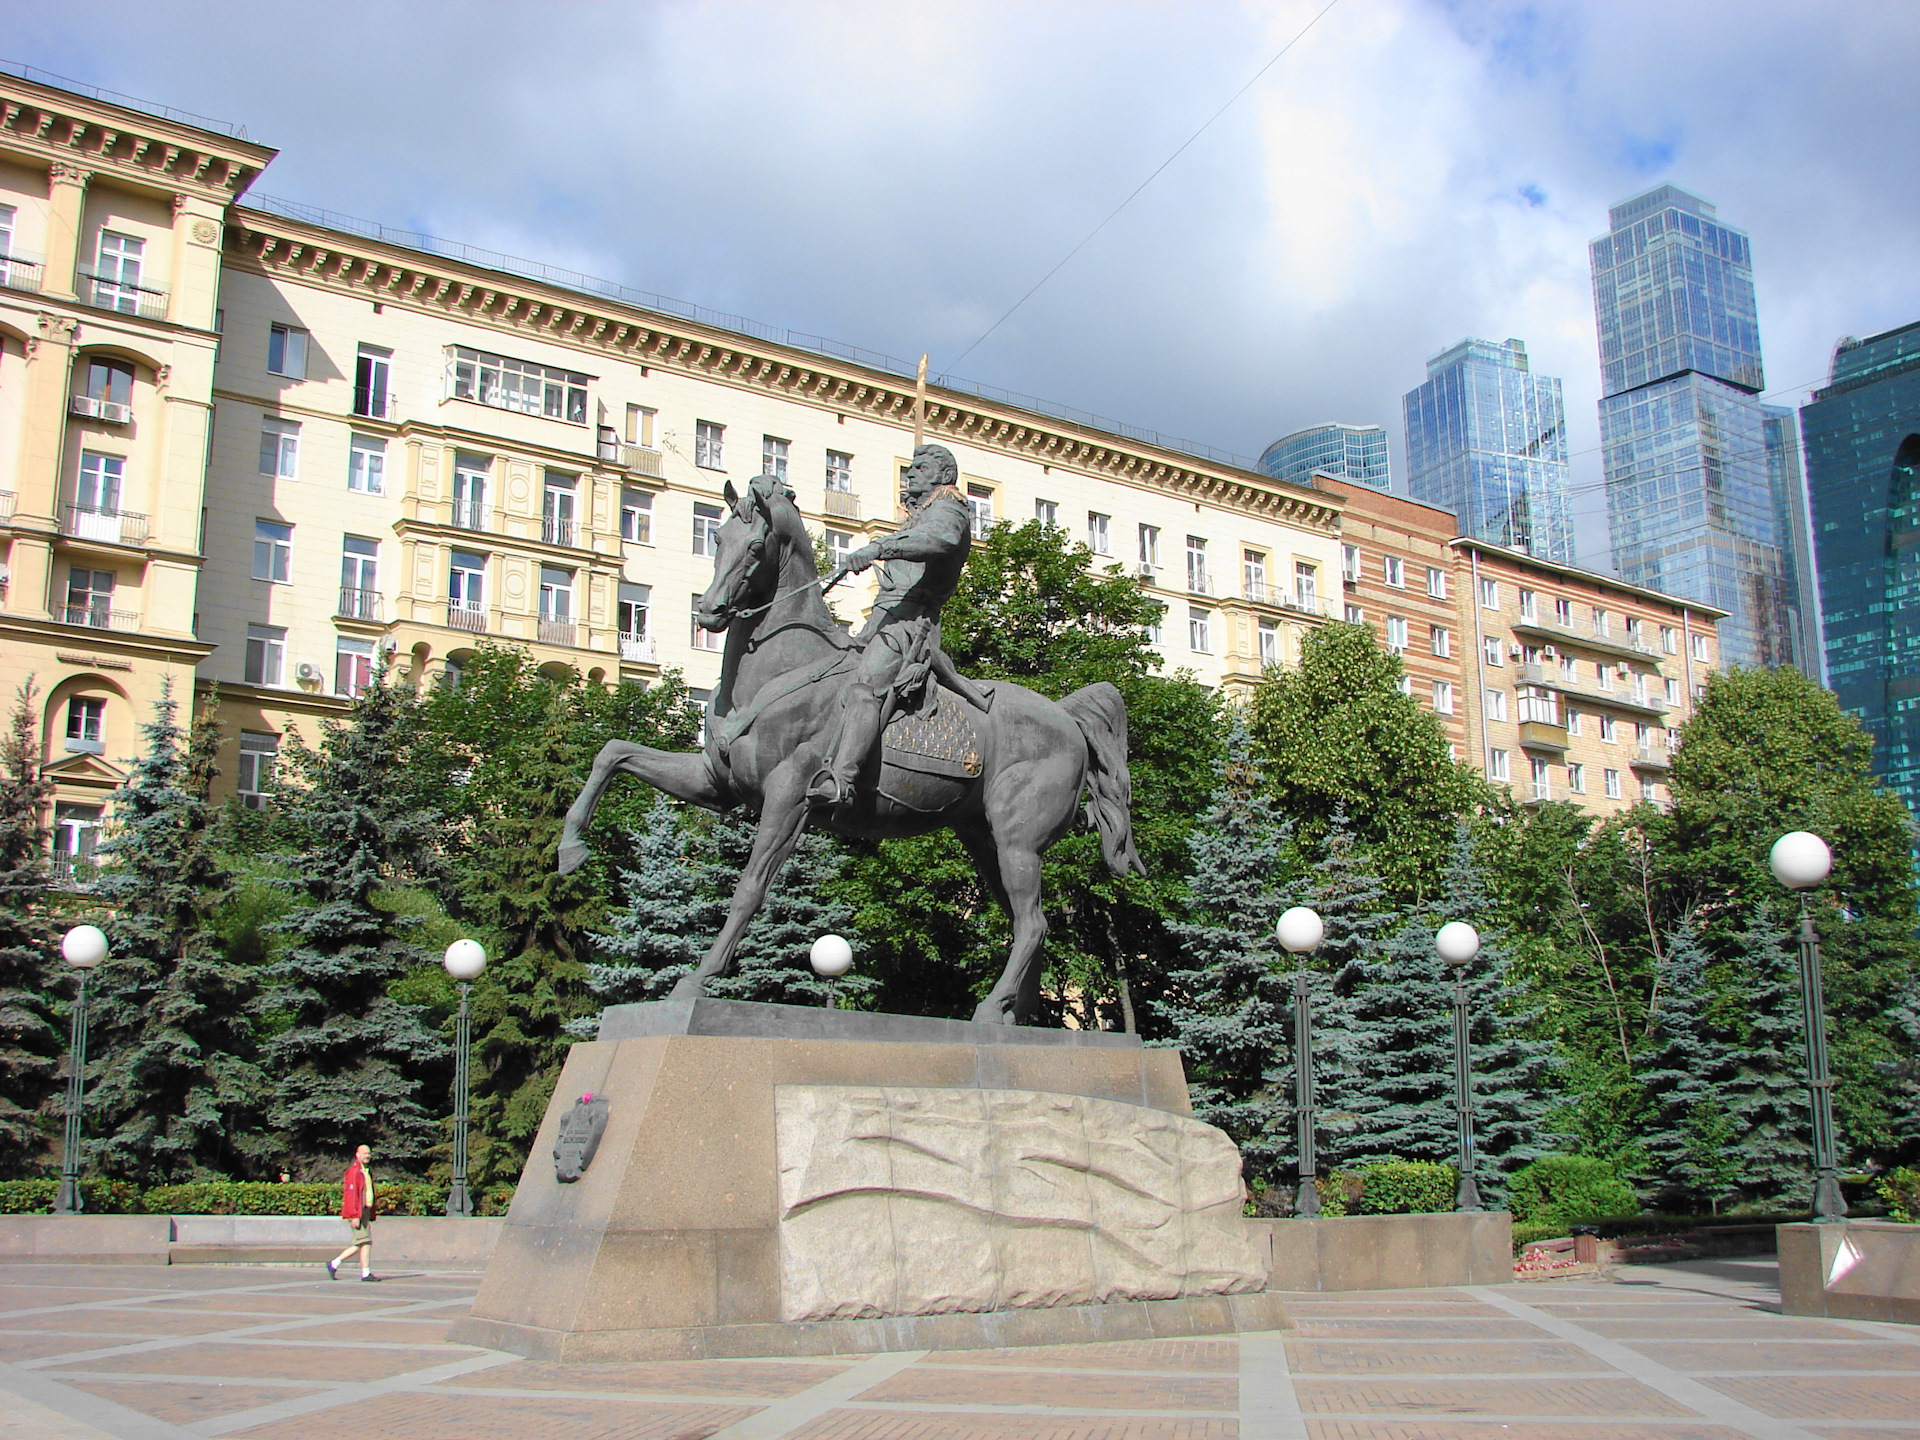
(451, 1000, 1287, 1361)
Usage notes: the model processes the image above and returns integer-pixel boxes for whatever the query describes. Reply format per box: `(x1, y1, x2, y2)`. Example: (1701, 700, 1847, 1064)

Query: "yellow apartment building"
(0, 70, 273, 873)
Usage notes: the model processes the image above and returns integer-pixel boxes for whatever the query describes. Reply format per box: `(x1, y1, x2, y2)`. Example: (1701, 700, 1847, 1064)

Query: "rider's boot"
(807, 689, 885, 808)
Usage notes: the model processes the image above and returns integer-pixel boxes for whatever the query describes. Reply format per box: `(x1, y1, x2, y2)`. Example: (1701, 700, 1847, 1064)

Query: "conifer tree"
(1712, 904, 1815, 1207)
(261, 670, 446, 1174)
(0, 682, 61, 1176)
(1638, 918, 1743, 1209)
(86, 686, 268, 1182)
(588, 796, 725, 1007)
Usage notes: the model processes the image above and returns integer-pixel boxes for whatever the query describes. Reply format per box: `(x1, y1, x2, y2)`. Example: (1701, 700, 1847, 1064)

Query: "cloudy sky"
(12, 1, 1919, 568)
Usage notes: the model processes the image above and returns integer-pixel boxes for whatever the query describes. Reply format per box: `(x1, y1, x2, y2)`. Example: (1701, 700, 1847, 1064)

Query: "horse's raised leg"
(971, 842, 1047, 1026)
(670, 769, 814, 999)
(559, 744, 725, 874)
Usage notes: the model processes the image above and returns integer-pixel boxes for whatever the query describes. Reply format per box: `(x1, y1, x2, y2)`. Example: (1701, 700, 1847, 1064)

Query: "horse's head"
(694, 473, 787, 632)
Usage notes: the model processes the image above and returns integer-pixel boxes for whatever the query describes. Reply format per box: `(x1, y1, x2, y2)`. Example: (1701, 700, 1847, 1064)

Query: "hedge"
(1506, 1155, 1637, 1228)
(0, 1179, 142, 1215)
(1, 1178, 517, 1217)
(1317, 1160, 1458, 1217)
(1880, 1167, 1920, 1224)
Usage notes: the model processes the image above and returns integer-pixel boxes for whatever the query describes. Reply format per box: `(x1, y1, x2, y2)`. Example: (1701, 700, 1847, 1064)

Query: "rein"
(727, 571, 843, 622)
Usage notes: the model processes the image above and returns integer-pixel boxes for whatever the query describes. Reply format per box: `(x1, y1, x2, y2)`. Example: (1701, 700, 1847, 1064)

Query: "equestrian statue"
(557, 442, 1145, 1025)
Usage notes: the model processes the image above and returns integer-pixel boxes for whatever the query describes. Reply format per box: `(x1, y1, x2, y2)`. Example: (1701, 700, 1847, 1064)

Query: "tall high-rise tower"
(1591, 184, 1809, 670)
(1401, 337, 1575, 562)
(1259, 422, 1391, 491)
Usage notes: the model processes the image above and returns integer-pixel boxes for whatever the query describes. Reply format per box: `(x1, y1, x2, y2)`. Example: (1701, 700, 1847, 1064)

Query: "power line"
(947, 0, 1344, 370)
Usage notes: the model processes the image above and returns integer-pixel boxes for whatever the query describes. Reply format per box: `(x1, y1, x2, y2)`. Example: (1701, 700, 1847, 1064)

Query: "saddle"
(878, 684, 986, 812)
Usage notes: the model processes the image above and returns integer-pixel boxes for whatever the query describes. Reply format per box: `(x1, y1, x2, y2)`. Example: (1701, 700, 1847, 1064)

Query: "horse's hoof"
(557, 843, 590, 875)
(669, 974, 705, 1000)
(971, 998, 1015, 1025)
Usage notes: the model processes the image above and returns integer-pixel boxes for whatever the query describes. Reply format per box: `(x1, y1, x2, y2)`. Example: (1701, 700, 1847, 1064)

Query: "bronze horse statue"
(557, 473, 1145, 1024)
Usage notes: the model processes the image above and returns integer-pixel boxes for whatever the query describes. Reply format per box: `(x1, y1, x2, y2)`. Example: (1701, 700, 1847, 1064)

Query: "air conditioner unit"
(1507, 642, 1523, 659)
(1616, 662, 1631, 678)
(296, 662, 323, 683)
(1136, 562, 1155, 579)
(1541, 645, 1556, 659)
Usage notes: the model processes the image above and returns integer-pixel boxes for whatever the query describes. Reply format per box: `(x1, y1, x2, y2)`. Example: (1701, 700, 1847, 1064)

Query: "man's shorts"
(348, 1220, 372, 1244)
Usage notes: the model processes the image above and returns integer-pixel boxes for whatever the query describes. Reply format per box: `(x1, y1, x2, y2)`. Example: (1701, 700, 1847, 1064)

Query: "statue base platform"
(451, 1004, 1287, 1361)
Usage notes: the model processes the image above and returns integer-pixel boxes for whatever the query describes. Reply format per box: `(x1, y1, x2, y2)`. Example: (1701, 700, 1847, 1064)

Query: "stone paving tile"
(1302, 1424, 1748, 1440)
(44, 1339, 465, 1382)
(1633, 1339, 1920, 1371)
(1286, 1318, 1545, 1339)
(290, 1316, 461, 1343)
(1286, 1339, 1596, 1374)
(1810, 1429, 1920, 1439)
(0, 1287, 152, 1311)
(453, 1358, 854, 1398)
(66, 1377, 325, 1423)
(919, 1339, 1239, 1372)
(1581, 1318, 1867, 1340)
(0, 1332, 117, 1361)
(1294, 1375, 1697, 1416)
(224, 1389, 762, 1440)
(1701, 1372, 1920, 1420)
(856, 1365, 1238, 1411)
(0, 1307, 242, 1335)
(148, 1290, 419, 1314)
(1280, 1300, 1507, 1318)
(785, 1412, 1238, 1440)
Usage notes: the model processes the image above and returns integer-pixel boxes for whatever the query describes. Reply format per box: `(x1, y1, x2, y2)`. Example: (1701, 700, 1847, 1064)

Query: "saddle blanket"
(881, 688, 983, 780)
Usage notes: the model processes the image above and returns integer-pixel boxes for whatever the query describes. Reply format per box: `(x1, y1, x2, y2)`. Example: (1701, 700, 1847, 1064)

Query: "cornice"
(0, 613, 215, 665)
(226, 211, 1344, 537)
(0, 76, 275, 201)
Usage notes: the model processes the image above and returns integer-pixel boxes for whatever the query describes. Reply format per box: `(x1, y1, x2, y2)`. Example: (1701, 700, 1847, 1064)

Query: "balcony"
(1517, 719, 1569, 753)
(62, 505, 149, 547)
(823, 489, 861, 521)
(69, 394, 133, 425)
(75, 267, 169, 321)
(59, 605, 139, 632)
(1186, 572, 1217, 597)
(541, 516, 577, 548)
(0, 491, 15, 523)
(619, 633, 657, 663)
(447, 499, 491, 532)
(0, 251, 43, 293)
(1512, 616, 1665, 666)
(537, 617, 577, 647)
(446, 601, 487, 633)
(352, 387, 398, 420)
(1631, 747, 1672, 771)
(337, 587, 383, 622)
(597, 436, 665, 477)
(48, 857, 99, 892)
(1241, 580, 1281, 606)
(1522, 784, 1561, 806)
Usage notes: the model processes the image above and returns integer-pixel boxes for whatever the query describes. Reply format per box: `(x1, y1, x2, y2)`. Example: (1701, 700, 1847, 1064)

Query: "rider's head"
(900, 443, 959, 505)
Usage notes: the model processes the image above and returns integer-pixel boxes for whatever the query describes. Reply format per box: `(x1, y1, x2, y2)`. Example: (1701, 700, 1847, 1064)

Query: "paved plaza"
(0, 1257, 1916, 1439)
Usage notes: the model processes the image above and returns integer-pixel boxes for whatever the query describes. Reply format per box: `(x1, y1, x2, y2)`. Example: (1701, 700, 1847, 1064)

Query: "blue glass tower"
(1591, 184, 1806, 670)
(1259, 423, 1391, 491)
(1799, 321, 1920, 815)
(1401, 337, 1575, 562)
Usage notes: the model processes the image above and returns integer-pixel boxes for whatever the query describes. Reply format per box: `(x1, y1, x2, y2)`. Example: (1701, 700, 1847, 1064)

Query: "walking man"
(327, 1144, 379, 1281)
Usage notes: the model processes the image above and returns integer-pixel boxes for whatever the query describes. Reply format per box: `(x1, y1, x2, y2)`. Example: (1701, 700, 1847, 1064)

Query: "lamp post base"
(1455, 1173, 1483, 1213)
(1812, 1173, 1848, 1225)
(1293, 1177, 1320, 1219)
(445, 1185, 474, 1218)
(52, 1178, 82, 1215)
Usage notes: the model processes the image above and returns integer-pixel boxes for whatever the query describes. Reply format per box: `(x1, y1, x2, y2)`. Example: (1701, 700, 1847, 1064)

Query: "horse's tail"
(1058, 682, 1147, 879)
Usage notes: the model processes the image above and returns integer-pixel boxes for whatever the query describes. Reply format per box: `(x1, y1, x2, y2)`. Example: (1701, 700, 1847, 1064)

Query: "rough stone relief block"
(774, 1084, 1266, 1323)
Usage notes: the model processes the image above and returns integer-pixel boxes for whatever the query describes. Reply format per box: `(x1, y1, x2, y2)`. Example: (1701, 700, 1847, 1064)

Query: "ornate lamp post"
(1770, 831, 1847, 1224)
(1276, 906, 1325, 1219)
(1435, 920, 1484, 1213)
(54, 925, 107, 1215)
(810, 934, 853, 1008)
(442, 939, 487, 1218)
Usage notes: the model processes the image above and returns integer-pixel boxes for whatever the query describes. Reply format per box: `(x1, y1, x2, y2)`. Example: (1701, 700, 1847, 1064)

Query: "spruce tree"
(0, 682, 61, 1177)
(86, 686, 268, 1182)
(261, 671, 446, 1174)
(588, 796, 725, 1008)
(1711, 903, 1815, 1208)
(1638, 918, 1743, 1210)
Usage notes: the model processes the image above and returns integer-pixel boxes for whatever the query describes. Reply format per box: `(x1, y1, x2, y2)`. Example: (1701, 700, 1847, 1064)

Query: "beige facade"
(0, 73, 272, 872)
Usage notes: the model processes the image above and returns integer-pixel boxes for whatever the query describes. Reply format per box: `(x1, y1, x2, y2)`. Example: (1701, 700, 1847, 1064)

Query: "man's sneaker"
(360, 1274, 381, 1283)
(326, 1260, 338, 1280)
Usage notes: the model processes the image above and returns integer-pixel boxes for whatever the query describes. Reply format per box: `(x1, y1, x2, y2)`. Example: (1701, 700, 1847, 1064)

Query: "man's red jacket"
(340, 1160, 370, 1221)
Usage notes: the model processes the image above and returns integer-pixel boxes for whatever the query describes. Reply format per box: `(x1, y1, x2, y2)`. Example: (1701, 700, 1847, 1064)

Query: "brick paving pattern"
(0, 1253, 1913, 1438)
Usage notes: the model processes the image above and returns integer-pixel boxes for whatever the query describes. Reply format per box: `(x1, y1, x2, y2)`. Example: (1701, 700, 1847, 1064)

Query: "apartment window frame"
(692, 594, 722, 652)
(92, 229, 145, 314)
(252, 519, 292, 584)
(694, 420, 725, 470)
(1489, 748, 1511, 783)
(761, 434, 790, 481)
(1344, 603, 1363, 624)
(353, 344, 391, 416)
(1430, 624, 1451, 658)
(244, 623, 286, 686)
(1034, 498, 1058, 527)
(620, 489, 653, 545)
(1661, 625, 1678, 655)
(77, 450, 124, 512)
(1484, 688, 1508, 722)
(967, 484, 996, 540)
(1554, 596, 1573, 625)
(267, 322, 309, 379)
(448, 549, 487, 613)
(826, 529, 855, 570)
(82, 356, 135, 409)
(692, 501, 723, 557)
(1479, 577, 1499, 609)
(825, 449, 852, 493)
(64, 696, 105, 754)
(258, 416, 300, 480)
(538, 565, 575, 623)
(1518, 587, 1538, 622)
(1691, 633, 1710, 661)
(1185, 536, 1209, 594)
(1385, 615, 1408, 653)
(617, 582, 651, 643)
(1599, 713, 1618, 743)
(1294, 561, 1318, 610)
(1482, 634, 1504, 667)
(1432, 679, 1455, 714)
(346, 434, 386, 494)
(1604, 768, 1623, 800)
(1425, 565, 1447, 599)
(1258, 618, 1280, 665)
(1341, 544, 1360, 584)
(1568, 762, 1586, 794)
(237, 731, 278, 809)
(446, 345, 588, 424)
(1383, 554, 1405, 588)
(1138, 524, 1161, 571)
(1187, 606, 1212, 654)
(335, 637, 376, 699)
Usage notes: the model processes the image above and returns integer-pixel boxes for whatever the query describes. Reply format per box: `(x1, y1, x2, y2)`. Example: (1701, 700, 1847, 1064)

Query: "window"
(1071, 509, 1103, 554)
(91, 230, 144, 312)
(759, 435, 789, 481)
(1258, 619, 1280, 664)
(52, 804, 103, 877)
(620, 490, 653, 544)
(1518, 686, 1559, 724)
(826, 529, 854, 569)
(353, 345, 390, 416)
(0, 202, 15, 285)
(1430, 624, 1451, 657)
(1634, 721, 1651, 747)
(1485, 688, 1508, 722)
(1592, 605, 1610, 636)
(1188, 606, 1211, 653)
(1482, 634, 1503, 667)
(693, 501, 723, 556)
(1568, 762, 1586, 794)
(1426, 565, 1447, 599)
(1560, 654, 1577, 684)
(64, 697, 105, 754)
(1185, 537, 1209, 594)
(1531, 757, 1552, 800)
(258, 416, 300, 480)
(1344, 603, 1363, 624)
(252, 520, 292, 582)
(1383, 555, 1404, 588)
(449, 550, 486, 620)
(825, 450, 853, 492)
(1295, 561, 1318, 610)
(1691, 633, 1709, 661)
(1626, 616, 1643, 645)
(1595, 661, 1613, 692)
(618, 583, 651, 645)
(539, 566, 574, 622)
(1661, 625, 1678, 655)
(1397, 675, 1414, 697)
(1604, 768, 1622, 800)
(76, 451, 124, 514)
(1567, 708, 1582, 737)
(625, 404, 653, 447)
(1034, 498, 1058, 527)
(1489, 748, 1511, 782)
(967, 485, 996, 539)
(1521, 644, 1541, 666)
(542, 471, 577, 547)
(1599, 714, 1617, 742)
(244, 623, 286, 685)
(1518, 588, 1537, 622)
(347, 435, 385, 494)
(81, 356, 134, 411)
(1243, 551, 1268, 601)
(267, 322, 309, 379)
(1385, 616, 1408, 652)
(447, 346, 587, 423)
(1665, 677, 1680, 704)
(237, 731, 278, 809)
(1432, 679, 1455, 714)
(1138, 524, 1161, 571)
(1479, 577, 1499, 609)
(692, 594, 721, 651)
(451, 453, 489, 530)
(336, 637, 375, 698)
(339, 536, 378, 618)
(1341, 544, 1360, 584)
(695, 420, 725, 469)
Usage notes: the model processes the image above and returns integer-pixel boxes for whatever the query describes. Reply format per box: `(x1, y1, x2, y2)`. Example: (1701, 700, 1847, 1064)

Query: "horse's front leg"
(671, 767, 813, 998)
(559, 744, 726, 875)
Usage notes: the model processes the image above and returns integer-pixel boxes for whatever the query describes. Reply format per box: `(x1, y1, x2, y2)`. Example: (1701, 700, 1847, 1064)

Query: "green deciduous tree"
(0, 683, 60, 1177)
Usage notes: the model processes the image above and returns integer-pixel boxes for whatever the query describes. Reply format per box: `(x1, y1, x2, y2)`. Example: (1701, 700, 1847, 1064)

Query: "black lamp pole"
(1291, 968, 1320, 1218)
(445, 980, 473, 1218)
(54, 969, 91, 1216)
(1794, 895, 1847, 1224)
(1450, 964, 1483, 1212)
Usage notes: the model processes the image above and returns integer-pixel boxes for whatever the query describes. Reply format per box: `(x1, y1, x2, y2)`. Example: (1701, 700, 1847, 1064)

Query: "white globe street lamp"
(1436, 921, 1480, 968)
(1770, 831, 1833, 891)
(55, 925, 108, 1214)
(1434, 922, 1484, 1213)
(1274, 906, 1325, 1217)
(1770, 831, 1846, 1223)
(811, 934, 853, 1009)
(442, 940, 487, 1217)
(1275, 906, 1325, 956)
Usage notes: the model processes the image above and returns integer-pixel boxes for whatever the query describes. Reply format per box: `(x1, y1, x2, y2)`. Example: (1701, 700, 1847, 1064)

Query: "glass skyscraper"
(1401, 337, 1575, 562)
(1799, 320, 1920, 814)
(1258, 422, 1391, 491)
(1591, 184, 1809, 670)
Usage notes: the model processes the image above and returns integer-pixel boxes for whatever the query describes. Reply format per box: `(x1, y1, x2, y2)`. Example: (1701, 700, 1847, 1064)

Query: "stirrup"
(806, 768, 850, 808)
